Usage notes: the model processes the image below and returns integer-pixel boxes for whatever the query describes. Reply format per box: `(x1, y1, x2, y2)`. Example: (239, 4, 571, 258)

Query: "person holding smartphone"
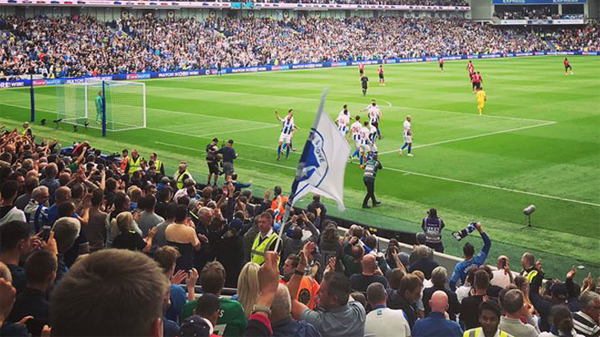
(491, 255, 516, 289)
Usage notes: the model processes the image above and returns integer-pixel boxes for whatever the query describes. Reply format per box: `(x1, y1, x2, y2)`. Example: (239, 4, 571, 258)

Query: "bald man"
(491, 255, 516, 289)
(412, 291, 463, 337)
(349, 254, 388, 293)
(365, 282, 410, 337)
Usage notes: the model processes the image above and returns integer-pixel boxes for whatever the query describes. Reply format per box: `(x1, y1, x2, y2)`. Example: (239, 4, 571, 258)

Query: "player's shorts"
(403, 135, 412, 143)
(354, 140, 361, 149)
(439, 63, 443, 68)
(565, 65, 572, 70)
(359, 69, 364, 75)
(475, 82, 481, 90)
(478, 102, 484, 109)
(362, 85, 368, 89)
(359, 143, 371, 154)
(338, 125, 348, 134)
(370, 143, 378, 153)
(370, 120, 379, 127)
(279, 133, 292, 144)
(379, 73, 384, 79)
(207, 161, 219, 174)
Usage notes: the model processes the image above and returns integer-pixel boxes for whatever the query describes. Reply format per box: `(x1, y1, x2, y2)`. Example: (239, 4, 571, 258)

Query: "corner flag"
(288, 90, 351, 211)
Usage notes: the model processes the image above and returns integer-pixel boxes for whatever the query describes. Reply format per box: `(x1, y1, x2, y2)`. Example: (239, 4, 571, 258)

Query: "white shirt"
(350, 121, 362, 138)
(360, 126, 370, 144)
(491, 270, 518, 289)
(337, 113, 350, 127)
(281, 116, 295, 135)
(403, 120, 411, 136)
(364, 307, 411, 337)
(367, 105, 380, 122)
(539, 331, 585, 337)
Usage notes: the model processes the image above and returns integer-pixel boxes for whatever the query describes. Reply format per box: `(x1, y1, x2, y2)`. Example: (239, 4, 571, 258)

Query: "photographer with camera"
(421, 208, 445, 253)
(448, 222, 491, 291)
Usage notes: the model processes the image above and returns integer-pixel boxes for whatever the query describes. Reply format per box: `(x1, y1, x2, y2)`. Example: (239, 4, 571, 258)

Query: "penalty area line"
(378, 121, 556, 155)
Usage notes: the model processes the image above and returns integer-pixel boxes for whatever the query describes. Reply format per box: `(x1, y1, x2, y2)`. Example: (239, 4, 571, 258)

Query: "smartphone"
(41, 225, 52, 242)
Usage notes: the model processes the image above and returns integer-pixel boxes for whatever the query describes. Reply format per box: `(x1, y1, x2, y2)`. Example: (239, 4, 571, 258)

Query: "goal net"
(51, 80, 146, 132)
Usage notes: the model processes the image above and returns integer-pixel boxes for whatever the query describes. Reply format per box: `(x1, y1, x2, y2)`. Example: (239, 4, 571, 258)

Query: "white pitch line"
(150, 124, 279, 140)
(379, 99, 393, 107)
(382, 165, 600, 208)
(397, 106, 555, 124)
(378, 121, 556, 155)
(157, 140, 599, 208)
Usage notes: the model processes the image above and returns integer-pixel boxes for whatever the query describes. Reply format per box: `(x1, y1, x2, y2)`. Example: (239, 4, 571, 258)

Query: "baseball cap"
(179, 315, 211, 337)
(230, 218, 243, 231)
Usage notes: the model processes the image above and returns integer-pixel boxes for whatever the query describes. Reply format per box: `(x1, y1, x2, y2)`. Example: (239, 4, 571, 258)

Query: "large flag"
(288, 90, 351, 211)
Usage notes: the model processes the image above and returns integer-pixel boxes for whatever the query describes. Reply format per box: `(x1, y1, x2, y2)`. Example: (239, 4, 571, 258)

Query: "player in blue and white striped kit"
(336, 105, 350, 137)
(349, 115, 362, 162)
(275, 109, 298, 160)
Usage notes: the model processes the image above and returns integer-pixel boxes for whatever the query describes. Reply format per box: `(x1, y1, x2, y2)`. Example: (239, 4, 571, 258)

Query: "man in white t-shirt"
(364, 282, 411, 337)
(490, 255, 517, 289)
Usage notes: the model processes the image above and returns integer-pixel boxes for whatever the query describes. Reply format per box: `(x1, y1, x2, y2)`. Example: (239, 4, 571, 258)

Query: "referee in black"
(362, 154, 382, 208)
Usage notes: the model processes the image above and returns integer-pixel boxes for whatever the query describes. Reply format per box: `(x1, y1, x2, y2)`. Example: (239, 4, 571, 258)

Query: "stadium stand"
(6, 15, 598, 79)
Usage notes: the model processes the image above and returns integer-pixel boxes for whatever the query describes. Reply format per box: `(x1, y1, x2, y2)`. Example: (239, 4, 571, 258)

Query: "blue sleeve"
(449, 262, 461, 291)
(480, 232, 491, 255)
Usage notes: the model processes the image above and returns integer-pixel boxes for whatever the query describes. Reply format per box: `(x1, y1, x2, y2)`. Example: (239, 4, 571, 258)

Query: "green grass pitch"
(1, 55, 599, 280)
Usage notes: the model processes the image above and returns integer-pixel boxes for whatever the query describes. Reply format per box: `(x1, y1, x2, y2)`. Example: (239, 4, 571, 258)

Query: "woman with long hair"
(236, 261, 260, 318)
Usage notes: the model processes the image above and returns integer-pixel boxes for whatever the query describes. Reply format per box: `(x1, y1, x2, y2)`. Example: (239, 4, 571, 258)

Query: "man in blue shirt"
(413, 291, 463, 337)
(448, 222, 491, 291)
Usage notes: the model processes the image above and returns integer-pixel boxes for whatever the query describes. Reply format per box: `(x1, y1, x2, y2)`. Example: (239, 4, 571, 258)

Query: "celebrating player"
(275, 109, 298, 160)
(361, 75, 369, 96)
(378, 65, 385, 86)
(368, 120, 378, 155)
(563, 57, 574, 75)
(336, 105, 350, 137)
(475, 87, 487, 115)
(359, 121, 373, 166)
(438, 56, 444, 72)
(399, 115, 413, 157)
(95, 91, 103, 124)
(349, 115, 362, 162)
(361, 100, 382, 140)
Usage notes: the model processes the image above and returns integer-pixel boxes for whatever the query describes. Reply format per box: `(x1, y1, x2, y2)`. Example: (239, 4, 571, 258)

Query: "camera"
(452, 221, 478, 241)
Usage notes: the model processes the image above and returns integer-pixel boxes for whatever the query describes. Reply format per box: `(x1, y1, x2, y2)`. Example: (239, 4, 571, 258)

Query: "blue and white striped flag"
(288, 90, 351, 211)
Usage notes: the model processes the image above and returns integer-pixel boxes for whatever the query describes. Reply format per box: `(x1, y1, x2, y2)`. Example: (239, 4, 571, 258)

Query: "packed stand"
(0, 15, 566, 80)
(494, 5, 555, 20)
(258, 0, 469, 5)
(1, 124, 600, 337)
(552, 24, 600, 51)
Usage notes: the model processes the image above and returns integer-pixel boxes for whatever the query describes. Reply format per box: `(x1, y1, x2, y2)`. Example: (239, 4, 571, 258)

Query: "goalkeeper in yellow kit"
(475, 87, 486, 115)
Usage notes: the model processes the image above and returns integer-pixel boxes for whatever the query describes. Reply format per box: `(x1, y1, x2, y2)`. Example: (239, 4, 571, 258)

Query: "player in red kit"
(438, 56, 444, 72)
(563, 58, 573, 75)
(470, 70, 477, 93)
(473, 71, 482, 90)
(359, 62, 365, 78)
(378, 65, 385, 85)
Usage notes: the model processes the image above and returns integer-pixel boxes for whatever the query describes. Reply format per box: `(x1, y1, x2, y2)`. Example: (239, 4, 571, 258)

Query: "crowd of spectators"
(1, 123, 599, 337)
(494, 5, 555, 20)
(257, 0, 469, 5)
(2, 14, 582, 80)
(552, 24, 600, 51)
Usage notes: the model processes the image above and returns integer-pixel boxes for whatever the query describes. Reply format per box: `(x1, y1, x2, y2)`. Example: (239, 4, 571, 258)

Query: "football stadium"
(0, 1, 599, 336)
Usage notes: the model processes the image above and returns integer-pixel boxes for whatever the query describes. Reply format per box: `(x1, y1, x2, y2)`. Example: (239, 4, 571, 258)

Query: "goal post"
(34, 80, 146, 136)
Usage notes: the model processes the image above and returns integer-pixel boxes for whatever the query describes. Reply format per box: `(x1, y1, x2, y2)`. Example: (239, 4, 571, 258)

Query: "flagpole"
(273, 89, 328, 254)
